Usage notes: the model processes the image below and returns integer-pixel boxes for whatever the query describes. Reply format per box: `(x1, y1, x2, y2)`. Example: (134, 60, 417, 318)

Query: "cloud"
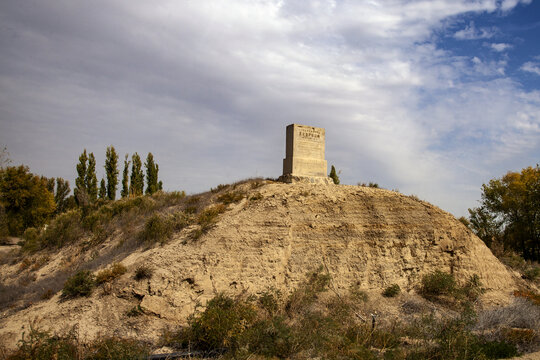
(501, 0, 533, 12)
(0, 0, 538, 218)
(521, 61, 540, 76)
(454, 21, 496, 40)
(489, 42, 512, 52)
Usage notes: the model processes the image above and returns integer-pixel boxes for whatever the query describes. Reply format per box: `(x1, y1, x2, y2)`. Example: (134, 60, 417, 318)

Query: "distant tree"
(0, 146, 11, 169)
(86, 153, 98, 202)
(121, 154, 130, 198)
(43, 176, 56, 194)
(105, 145, 119, 200)
(99, 178, 107, 199)
(329, 165, 340, 185)
(145, 153, 160, 195)
(74, 150, 88, 206)
(54, 178, 71, 214)
(469, 165, 540, 260)
(129, 153, 144, 196)
(0, 165, 56, 235)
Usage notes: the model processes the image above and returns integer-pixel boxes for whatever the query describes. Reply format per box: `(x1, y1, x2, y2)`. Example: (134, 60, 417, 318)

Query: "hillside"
(0, 179, 528, 353)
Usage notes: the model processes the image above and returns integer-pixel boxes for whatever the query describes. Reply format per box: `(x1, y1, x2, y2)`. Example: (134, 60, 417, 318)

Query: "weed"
(358, 182, 380, 188)
(513, 290, 540, 305)
(40, 289, 55, 300)
(217, 191, 244, 205)
(193, 204, 227, 238)
(382, 284, 401, 298)
(95, 263, 127, 285)
(134, 264, 153, 280)
(211, 184, 228, 193)
(62, 270, 95, 299)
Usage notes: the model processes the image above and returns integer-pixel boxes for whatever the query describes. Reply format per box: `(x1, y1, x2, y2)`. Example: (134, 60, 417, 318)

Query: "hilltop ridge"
(0, 179, 522, 349)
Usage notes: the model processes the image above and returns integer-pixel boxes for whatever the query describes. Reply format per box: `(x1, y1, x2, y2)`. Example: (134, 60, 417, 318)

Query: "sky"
(0, 0, 539, 217)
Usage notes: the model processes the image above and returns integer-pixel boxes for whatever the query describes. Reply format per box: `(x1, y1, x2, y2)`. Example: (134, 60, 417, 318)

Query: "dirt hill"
(0, 180, 523, 350)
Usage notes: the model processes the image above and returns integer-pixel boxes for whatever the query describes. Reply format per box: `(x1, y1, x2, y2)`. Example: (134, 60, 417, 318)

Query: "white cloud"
(521, 61, 540, 76)
(489, 42, 512, 52)
(0, 0, 538, 217)
(454, 21, 496, 40)
(501, 0, 532, 11)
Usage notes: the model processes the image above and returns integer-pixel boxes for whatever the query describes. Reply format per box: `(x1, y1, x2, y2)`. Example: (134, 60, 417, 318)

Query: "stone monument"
(278, 124, 332, 184)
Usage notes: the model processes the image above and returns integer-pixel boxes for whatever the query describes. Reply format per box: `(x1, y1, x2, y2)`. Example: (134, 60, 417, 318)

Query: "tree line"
(0, 146, 162, 237)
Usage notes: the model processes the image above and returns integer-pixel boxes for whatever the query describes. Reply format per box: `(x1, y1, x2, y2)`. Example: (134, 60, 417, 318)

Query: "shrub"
(460, 274, 485, 301)
(523, 265, 540, 281)
(62, 270, 95, 298)
(286, 266, 330, 314)
(382, 284, 401, 298)
(21, 227, 40, 253)
(86, 337, 149, 360)
(40, 209, 83, 248)
(180, 293, 257, 351)
(244, 316, 295, 358)
(196, 204, 226, 230)
(95, 263, 127, 285)
(139, 214, 173, 244)
(134, 264, 153, 280)
(420, 270, 456, 298)
(217, 191, 244, 205)
(6, 326, 78, 360)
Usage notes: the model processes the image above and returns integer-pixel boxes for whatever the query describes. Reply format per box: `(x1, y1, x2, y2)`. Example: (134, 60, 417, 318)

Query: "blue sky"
(0, 0, 539, 217)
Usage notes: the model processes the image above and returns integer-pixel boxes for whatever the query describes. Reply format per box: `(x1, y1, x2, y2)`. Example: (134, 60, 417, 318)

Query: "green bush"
(139, 214, 173, 244)
(245, 316, 295, 358)
(62, 270, 95, 298)
(6, 326, 78, 360)
(382, 284, 401, 297)
(21, 227, 40, 253)
(5, 326, 149, 360)
(420, 270, 456, 298)
(40, 209, 83, 248)
(86, 337, 149, 359)
(180, 293, 257, 351)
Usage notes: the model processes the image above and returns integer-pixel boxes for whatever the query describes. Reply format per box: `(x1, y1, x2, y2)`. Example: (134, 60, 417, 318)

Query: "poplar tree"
(99, 178, 107, 199)
(74, 150, 88, 206)
(105, 145, 119, 200)
(145, 153, 160, 195)
(54, 178, 71, 213)
(129, 153, 144, 196)
(121, 154, 130, 198)
(86, 153, 98, 202)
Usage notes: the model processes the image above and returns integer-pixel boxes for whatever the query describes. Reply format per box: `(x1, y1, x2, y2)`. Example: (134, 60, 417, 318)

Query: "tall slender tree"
(86, 153, 98, 202)
(54, 178, 71, 213)
(145, 153, 160, 195)
(121, 154, 130, 198)
(129, 153, 144, 196)
(99, 178, 107, 199)
(74, 150, 88, 206)
(105, 145, 119, 200)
